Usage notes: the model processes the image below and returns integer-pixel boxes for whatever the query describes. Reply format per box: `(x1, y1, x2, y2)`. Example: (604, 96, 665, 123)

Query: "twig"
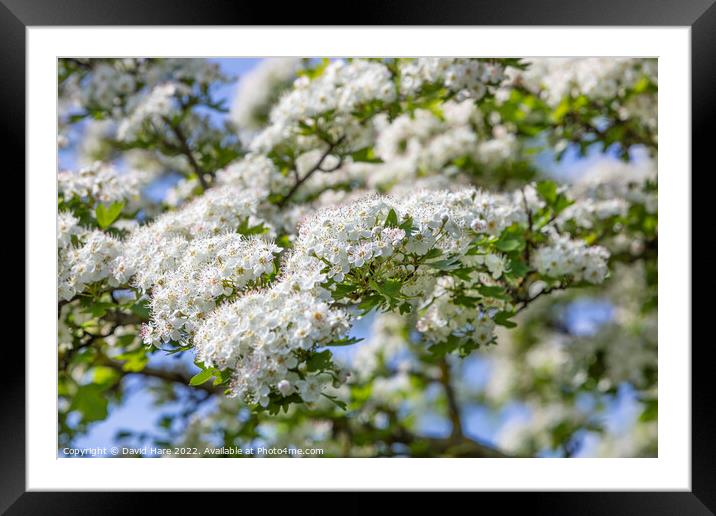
(99, 356, 222, 394)
(277, 136, 345, 208)
(514, 282, 567, 314)
(438, 359, 463, 440)
(521, 187, 533, 263)
(162, 116, 209, 189)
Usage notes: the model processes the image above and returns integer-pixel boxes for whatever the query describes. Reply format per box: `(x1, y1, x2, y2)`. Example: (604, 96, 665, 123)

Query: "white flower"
(399, 58, 507, 100)
(485, 253, 507, 279)
(250, 59, 397, 153)
(230, 58, 303, 132)
(117, 82, 184, 141)
(277, 379, 294, 396)
(532, 234, 609, 284)
(296, 375, 325, 403)
(58, 163, 147, 205)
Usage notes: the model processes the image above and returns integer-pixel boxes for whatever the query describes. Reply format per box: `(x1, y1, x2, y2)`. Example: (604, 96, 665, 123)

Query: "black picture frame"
(6, 0, 711, 512)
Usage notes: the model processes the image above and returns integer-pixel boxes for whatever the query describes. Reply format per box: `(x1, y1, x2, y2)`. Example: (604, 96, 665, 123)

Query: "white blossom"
(399, 58, 507, 100)
(230, 58, 303, 132)
(140, 234, 281, 346)
(58, 213, 124, 300)
(58, 163, 148, 205)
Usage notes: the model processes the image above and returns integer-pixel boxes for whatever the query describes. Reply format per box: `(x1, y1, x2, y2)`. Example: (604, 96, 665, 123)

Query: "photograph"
(56, 56, 659, 459)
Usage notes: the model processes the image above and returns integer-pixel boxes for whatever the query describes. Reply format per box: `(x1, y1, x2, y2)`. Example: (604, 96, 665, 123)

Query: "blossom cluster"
(58, 212, 123, 300)
(58, 163, 147, 205)
(297, 189, 523, 271)
(374, 100, 517, 177)
(481, 260, 657, 457)
(57, 57, 640, 420)
(194, 282, 350, 407)
(510, 58, 657, 107)
(59, 59, 228, 173)
(399, 58, 508, 100)
(58, 180, 274, 305)
(116, 185, 270, 291)
(250, 59, 396, 153)
(230, 58, 303, 132)
(215, 154, 294, 197)
(416, 277, 498, 345)
(531, 233, 610, 283)
(140, 234, 280, 346)
(164, 153, 294, 207)
(569, 158, 657, 213)
(249, 58, 512, 156)
(216, 61, 518, 208)
(61, 58, 225, 119)
(61, 60, 142, 116)
(185, 187, 610, 407)
(555, 157, 657, 231)
(117, 82, 185, 141)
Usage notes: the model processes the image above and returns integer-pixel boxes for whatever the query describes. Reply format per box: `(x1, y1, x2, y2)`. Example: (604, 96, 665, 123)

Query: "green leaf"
(452, 267, 474, 281)
(213, 368, 233, 386)
(265, 393, 304, 415)
(130, 300, 151, 320)
(189, 367, 219, 386)
(493, 225, 527, 253)
(328, 336, 363, 347)
(306, 350, 333, 372)
(92, 366, 120, 388)
(494, 234, 525, 252)
(372, 278, 403, 299)
(165, 344, 193, 356)
(493, 311, 517, 328)
(70, 384, 109, 422)
(332, 283, 358, 299)
(350, 147, 382, 163)
(553, 194, 574, 215)
(532, 207, 553, 230)
(114, 347, 149, 372)
(428, 334, 461, 357)
(237, 219, 269, 236)
(427, 256, 462, 271)
(454, 295, 479, 308)
(508, 259, 530, 278)
(399, 215, 415, 235)
(639, 399, 658, 422)
(321, 393, 347, 410)
(422, 248, 444, 260)
(384, 208, 399, 228)
(82, 301, 114, 318)
(398, 302, 413, 314)
(478, 285, 508, 299)
(95, 201, 125, 229)
(551, 99, 571, 124)
(358, 295, 383, 315)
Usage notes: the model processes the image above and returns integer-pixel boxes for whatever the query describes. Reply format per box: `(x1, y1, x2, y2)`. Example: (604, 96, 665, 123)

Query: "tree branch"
(277, 136, 345, 208)
(99, 357, 223, 394)
(438, 358, 464, 440)
(163, 116, 209, 189)
(514, 282, 567, 314)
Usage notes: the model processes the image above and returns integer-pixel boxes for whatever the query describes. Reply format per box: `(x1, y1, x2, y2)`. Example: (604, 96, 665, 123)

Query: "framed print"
(7, 0, 712, 511)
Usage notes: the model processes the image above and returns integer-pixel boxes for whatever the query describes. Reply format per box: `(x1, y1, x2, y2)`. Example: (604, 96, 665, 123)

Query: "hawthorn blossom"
(58, 212, 124, 300)
(58, 163, 147, 205)
(141, 234, 281, 346)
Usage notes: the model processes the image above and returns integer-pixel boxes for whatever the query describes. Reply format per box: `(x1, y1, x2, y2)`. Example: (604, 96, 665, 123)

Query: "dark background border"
(5, 0, 711, 512)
